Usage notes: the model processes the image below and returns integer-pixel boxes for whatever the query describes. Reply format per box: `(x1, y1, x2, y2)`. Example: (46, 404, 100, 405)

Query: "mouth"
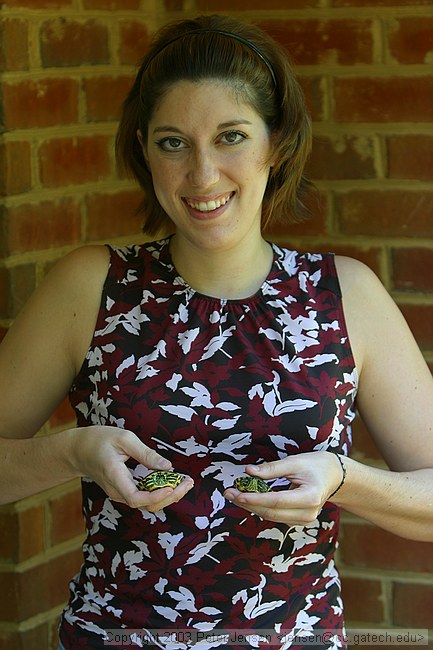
(183, 192, 234, 214)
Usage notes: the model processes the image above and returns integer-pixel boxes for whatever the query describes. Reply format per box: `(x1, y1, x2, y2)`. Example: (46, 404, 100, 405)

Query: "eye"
(219, 130, 247, 145)
(155, 137, 186, 152)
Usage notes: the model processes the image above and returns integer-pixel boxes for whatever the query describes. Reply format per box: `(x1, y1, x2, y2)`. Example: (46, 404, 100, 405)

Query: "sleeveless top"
(59, 238, 357, 650)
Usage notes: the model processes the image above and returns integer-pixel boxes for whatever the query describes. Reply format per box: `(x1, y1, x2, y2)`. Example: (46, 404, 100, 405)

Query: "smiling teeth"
(186, 194, 231, 212)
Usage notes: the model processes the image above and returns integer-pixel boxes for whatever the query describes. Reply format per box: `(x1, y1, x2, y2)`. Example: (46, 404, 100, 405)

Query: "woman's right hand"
(70, 425, 194, 512)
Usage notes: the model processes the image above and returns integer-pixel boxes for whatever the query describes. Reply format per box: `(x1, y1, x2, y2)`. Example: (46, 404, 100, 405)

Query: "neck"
(169, 235, 273, 300)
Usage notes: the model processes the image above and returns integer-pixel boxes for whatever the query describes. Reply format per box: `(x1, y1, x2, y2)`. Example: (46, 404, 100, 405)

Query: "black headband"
(142, 28, 278, 88)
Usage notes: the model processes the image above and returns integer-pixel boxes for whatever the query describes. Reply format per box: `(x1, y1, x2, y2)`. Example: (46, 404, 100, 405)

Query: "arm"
(0, 246, 193, 510)
(225, 258, 433, 541)
(330, 256, 433, 539)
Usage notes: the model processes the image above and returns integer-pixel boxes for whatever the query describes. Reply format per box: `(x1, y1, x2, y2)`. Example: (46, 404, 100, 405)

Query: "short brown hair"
(116, 14, 313, 235)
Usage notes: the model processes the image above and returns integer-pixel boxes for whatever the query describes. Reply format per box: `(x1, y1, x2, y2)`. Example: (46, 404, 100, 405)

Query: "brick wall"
(0, 0, 432, 648)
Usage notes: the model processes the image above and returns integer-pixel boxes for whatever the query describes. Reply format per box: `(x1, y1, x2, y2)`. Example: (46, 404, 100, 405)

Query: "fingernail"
(157, 459, 172, 469)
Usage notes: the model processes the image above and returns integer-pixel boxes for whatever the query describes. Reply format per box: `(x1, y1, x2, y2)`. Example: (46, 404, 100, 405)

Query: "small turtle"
(233, 475, 271, 493)
(137, 470, 183, 492)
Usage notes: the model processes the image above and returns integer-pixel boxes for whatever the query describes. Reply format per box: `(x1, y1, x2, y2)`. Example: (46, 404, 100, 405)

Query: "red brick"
(0, 507, 24, 562)
(16, 506, 46, 562)
(2, 199, 82, 255)
(2, 0, 72, 5)
(39, 136, 111, 188)
(392, 248, 433, 293)
(84, 75, 134, 122)
(84, 0, 140, 6)
(164, 0, 186, 8)
(388, 17, 433, 64)
(331, 245, 382, 276)
(306, 135, 376, 180)
(398, 303, 433, 351)
(21, 623, 50, 650)
(0, 629, 20, 650)
(259, 19, 373, 65)
(49, 488, 84, 546)
(0, 625, 50, 650)
(335, 77, 433, 122)
(387, 135, 433, 182)
(0, 268, 8, 318)
(119, 20, 148, 66)
(0, 18, 29, 72)
(49, 616, 64, 650)
(0, 263, 36, 320)
(0, 547, 81, 622)
(268, 190, 328, 238)
(0, 505, 45, 563)
(199, 0, 320, 8)
(0, 141, 32, 196)
(46, 547, 83, 610)
(393, 582, 433, 627)
(1, 78, 79, 129)
(341, 523, 433, 572)
(0, 563, 47, 622)
(298, 76, 326, 122)
(85, 189, 143, 240)
(49, 397, 76, 429)
(340, 575, 385, 624)
(351, 413, 384, 462)
(336, 191, 433, 238)
(40, 19, 110, 67)
(333, 0, 431, 5)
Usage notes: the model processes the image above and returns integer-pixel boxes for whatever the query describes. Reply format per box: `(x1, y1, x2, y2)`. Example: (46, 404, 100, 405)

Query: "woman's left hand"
(223, 451, 345, 526)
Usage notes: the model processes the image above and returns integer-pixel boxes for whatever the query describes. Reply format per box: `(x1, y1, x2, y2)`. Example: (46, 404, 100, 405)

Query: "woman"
(0, 14, 432, 650)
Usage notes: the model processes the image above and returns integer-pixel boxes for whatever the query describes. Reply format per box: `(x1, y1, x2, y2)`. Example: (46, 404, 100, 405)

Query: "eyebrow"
(152, 119, 253, 135)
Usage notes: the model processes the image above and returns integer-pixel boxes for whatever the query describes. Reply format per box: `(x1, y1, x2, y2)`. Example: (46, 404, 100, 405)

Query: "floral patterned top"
(59, 238, 357, 649)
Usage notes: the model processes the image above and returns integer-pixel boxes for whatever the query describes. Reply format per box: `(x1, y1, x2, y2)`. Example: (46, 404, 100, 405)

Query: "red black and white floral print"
(59, 238, 357, 649)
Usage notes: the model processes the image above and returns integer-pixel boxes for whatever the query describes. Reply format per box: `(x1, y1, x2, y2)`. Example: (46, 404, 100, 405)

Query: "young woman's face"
(142, 80, 273, 253)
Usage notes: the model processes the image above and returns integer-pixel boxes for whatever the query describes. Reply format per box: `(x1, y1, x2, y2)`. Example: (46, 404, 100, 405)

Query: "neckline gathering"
(159, 237, 281, 306)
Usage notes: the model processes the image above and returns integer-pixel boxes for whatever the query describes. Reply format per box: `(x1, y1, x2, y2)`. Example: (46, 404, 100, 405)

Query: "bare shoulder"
(6, 245, 109, 362)
(0, 245, 111, 438)
(334, 254, 381, 295)
(334, 255, 433, 469)
(47, 244, 111, 291)
(333, 256, 390, 373)
(334, 255, 406, 331)
(334, 255, 426, 377)
(31, 244, 111, 365)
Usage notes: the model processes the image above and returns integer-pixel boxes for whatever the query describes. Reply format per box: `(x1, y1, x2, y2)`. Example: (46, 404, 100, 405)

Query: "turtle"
(233, 475, 271, 493)
(137, 470, 184, 492)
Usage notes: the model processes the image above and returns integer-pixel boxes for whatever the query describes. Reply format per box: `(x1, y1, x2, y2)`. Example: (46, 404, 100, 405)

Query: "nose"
(188, 147, 220, 188)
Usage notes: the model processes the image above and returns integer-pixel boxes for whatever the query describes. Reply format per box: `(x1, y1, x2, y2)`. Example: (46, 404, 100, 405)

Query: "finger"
(249, 504, 320, 526)
(224, 484, 319, 513)
(224, 488, 320, 525)
(118, 432, 172, 471)
(245, 458, 292, 479)
(102, 462, 144, 504)
(130, 476, 195, 511)
(224, 484, 311, 508)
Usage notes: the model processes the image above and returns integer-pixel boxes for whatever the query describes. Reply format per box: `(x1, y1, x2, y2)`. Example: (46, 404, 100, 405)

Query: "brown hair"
(115, 14, 313, 235)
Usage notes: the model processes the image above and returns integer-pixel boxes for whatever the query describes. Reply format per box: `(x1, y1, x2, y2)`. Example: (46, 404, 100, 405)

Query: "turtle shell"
(233, 476, 271, 493)
(137, 470, 183, 492)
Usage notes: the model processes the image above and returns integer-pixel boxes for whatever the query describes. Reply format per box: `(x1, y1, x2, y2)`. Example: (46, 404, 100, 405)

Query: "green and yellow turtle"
(233, 475, 271, 493)
(137, 470, 184, 492)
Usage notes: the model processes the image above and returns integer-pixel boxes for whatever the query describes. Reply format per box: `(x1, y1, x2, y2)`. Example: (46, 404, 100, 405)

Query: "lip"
(182, 192, 235, 220)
